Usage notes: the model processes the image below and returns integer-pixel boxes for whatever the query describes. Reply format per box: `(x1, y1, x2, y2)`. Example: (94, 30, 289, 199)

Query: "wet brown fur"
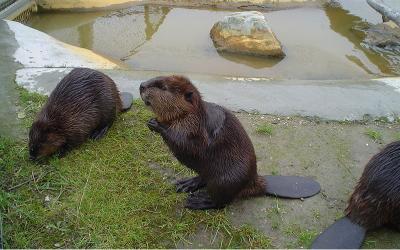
(345, 140, 400, 230)
(29, 68, 123, 159)
(140, 75, 266, 209)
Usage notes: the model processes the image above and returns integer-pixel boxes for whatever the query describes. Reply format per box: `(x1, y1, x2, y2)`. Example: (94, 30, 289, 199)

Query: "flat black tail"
(120, 92, 133, 112)
(311, 216, 366, 249)
(264, 175, 320, 199)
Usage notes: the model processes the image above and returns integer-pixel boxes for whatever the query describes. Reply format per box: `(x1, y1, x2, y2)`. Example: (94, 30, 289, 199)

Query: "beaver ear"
(184, 91, 193, 103)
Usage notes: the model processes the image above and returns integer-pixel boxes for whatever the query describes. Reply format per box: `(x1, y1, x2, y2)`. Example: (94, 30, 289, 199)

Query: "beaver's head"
(139, 75, 202, 123)
(29, 120, 66, 160)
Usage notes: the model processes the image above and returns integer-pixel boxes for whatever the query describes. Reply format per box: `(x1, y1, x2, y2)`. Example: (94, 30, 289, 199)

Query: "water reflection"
(324, 2, 397, 75)
(217, 51, 280, 69)
(144, 5, 170, 40)
(27, 5, 170, 60)
(27, 4, 400, 79)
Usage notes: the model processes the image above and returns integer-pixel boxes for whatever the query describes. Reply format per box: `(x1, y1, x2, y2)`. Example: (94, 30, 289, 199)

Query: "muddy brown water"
(27, 2, 399, 80)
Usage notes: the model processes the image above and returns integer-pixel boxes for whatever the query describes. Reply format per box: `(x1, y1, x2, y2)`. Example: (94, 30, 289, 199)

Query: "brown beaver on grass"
(29, 68, 133, 160)
(140, 75, 320, 210)
(312, 140, 400, 249)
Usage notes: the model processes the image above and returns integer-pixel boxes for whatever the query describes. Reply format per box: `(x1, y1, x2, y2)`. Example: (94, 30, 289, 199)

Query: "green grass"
(0, 88, 271, 248)
(365, 129, 382, 141)
(296, 229, 317, 248)
(256, 124, 273, 136)
(284, 224, 317, 248)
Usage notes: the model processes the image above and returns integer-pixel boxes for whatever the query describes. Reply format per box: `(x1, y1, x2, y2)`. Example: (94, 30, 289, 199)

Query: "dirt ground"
(180, 113, 400, 248)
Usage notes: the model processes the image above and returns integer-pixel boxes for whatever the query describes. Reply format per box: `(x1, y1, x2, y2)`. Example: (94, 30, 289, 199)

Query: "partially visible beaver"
(139, 75, 267, 210)
(346, 140, 400, 230)
(29, 68, 133, 160)
(312, 140, 400, 249)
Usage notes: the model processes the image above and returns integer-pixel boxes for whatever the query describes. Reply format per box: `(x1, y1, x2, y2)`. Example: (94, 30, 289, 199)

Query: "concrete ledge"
(37, 0, 141, 11)
(5, 20, 122, 69)
(15, 67, 400, 121)
(36, 0, 325, 11)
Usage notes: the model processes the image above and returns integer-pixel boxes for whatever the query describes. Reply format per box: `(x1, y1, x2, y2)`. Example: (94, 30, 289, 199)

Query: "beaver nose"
(140, 78, 155, 91)
(139, 84, 145, 94)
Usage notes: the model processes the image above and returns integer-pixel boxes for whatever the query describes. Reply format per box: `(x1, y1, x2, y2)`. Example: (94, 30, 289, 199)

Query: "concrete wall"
(36, 0, 324, 11)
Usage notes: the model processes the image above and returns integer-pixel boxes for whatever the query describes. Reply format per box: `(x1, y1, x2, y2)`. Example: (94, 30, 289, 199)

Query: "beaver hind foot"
(175, 176, 206, 193)
(185, 191, 224, 210)
(120, 92, 133, 111)
(311, 216, 366, 249)
(90, 126, 110, 140)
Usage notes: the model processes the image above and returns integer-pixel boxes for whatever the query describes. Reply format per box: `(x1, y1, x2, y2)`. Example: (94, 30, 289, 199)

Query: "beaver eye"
(156, 83, 167, 90)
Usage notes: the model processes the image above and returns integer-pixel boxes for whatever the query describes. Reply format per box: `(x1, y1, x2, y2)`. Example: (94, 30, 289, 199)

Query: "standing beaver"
(140, 75, 320, 210)
(312, 140, 400, 249)
(29, 68, 133, 160)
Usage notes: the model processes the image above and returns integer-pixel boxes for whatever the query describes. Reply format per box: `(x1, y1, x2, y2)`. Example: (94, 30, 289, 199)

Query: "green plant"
(256, 124, 273, 136)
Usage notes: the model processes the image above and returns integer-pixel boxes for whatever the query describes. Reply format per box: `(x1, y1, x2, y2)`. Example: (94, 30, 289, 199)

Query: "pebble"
(17, 112, 26, 119)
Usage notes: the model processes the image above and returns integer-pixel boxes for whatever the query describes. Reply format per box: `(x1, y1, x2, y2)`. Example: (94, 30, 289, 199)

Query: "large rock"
(210, 11, 285, 58)
(364, 21, 400, 47)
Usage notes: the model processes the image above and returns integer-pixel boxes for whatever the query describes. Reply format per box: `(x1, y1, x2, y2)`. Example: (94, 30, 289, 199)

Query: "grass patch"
(284, 224, 317, 248)
(0, 87, 271, 248)
(256, 124, 273, 136)
(365, 129, 382, 141)
(296, 229, 317, 248)
(363, 239, 377, 248)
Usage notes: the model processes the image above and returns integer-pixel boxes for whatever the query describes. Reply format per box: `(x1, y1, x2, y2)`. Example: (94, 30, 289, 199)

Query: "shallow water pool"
(27, 2, 399, 80)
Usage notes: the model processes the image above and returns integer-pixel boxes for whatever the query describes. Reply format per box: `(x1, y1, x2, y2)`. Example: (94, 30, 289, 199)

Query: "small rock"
(210, 11, 285, 57)
(17, 112, 26, 119)
(54, 243, 61, 248)
(387, 115, 395, 123)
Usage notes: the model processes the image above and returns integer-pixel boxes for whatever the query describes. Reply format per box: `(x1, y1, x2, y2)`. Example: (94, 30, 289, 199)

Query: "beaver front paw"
(147, 118, 165, 133)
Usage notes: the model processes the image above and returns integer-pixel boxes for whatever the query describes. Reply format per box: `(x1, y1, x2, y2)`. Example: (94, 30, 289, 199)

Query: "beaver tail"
(237, 175, 266, 198)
